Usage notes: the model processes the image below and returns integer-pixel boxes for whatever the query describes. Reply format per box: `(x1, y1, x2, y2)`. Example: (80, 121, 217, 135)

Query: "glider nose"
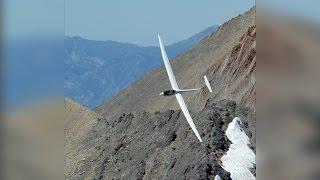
(159, 92, 164, 96)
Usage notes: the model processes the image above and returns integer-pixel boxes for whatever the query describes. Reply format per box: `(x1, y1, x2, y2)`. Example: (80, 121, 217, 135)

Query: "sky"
(4, 1, 319, 45)
(65, 0, 254, 45)
(3, 0, 64, 40)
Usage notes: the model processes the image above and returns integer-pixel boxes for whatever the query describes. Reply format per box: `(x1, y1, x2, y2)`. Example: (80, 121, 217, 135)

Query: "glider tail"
(204, 75, 213, 93)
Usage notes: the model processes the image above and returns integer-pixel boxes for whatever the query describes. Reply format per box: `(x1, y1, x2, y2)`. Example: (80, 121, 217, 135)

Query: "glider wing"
(175, 93, 203, 142)
(158, 34, 202, 142)
(158, 34, 179, 90)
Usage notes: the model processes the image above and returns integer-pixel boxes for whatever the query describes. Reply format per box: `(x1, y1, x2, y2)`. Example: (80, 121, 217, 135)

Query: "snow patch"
(214, 175, 221, 180)
(221, 117, 256, 180)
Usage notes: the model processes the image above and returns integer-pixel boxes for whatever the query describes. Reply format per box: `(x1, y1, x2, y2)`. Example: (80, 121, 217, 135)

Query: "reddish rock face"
(213, 25, 256, 109)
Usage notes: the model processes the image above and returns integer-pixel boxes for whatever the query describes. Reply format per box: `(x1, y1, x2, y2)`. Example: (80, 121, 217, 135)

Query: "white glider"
(158, 34, 213, 142)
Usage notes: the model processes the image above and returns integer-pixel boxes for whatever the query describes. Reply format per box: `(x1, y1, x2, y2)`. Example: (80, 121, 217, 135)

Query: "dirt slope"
(65, 98, 107, 179)
(95, 7, 255, 119)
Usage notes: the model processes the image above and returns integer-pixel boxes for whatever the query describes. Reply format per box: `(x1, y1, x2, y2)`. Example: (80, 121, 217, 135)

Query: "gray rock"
(68, 99, 255, 179)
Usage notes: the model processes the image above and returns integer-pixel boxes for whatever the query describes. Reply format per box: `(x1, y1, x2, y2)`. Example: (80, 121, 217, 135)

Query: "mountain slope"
(64, 38, 161, 108)
(166, 25, 218, 58)
(65, 7, 256, 179)
(65, 98, 107, 179)
(95, 7, 255, 119)
(64, 25, 218, 108)
(66, 99, 255, 179)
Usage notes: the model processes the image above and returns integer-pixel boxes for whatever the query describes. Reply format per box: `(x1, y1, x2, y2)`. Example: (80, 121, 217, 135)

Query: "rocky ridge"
(66, 99, 255, 179)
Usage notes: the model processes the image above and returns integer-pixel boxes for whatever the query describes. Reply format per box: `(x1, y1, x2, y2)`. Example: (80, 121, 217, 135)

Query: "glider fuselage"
(159, 88, 200, 96)
(160, 90, 176, 96)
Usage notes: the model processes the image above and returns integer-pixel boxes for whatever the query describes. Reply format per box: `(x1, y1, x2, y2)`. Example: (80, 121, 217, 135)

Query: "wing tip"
(197, 134, 203, 142)
(204, 75, 213, 93)
(157, 34, 162, 45)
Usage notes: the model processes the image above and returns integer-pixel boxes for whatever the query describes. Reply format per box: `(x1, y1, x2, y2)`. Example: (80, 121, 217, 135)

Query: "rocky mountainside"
(64, 25, 217, 108)
(65, 98, 107, 179)
(65, 98, 255, 179)
(95, 7, 255, 120)
(65, 7, 256, 179)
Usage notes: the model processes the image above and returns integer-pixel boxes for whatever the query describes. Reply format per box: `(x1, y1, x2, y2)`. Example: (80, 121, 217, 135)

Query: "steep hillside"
(166, 25, 218, 58)
(66, 99, 255, 179)
(64, 25, 218, 108)
(65, 98, 107, 179)
(96, 7, 255, 119)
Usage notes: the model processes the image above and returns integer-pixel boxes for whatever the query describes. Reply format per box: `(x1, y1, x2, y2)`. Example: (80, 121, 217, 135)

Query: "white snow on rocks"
(221, 117, 256, 180)
(214, 175, 221, 180)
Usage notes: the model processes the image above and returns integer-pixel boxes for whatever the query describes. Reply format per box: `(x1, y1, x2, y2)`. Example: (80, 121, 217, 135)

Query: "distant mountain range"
(64, 25, 218, 108)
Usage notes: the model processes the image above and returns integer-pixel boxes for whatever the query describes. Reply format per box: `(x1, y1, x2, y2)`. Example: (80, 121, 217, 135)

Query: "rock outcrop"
(66, 99, 255, 179)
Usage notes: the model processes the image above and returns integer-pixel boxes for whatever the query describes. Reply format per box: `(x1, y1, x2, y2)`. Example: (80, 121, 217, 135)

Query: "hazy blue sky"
(4, 0, 64, 40)
(5, 1, 320, 44)
(66, 0, 254, 45)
